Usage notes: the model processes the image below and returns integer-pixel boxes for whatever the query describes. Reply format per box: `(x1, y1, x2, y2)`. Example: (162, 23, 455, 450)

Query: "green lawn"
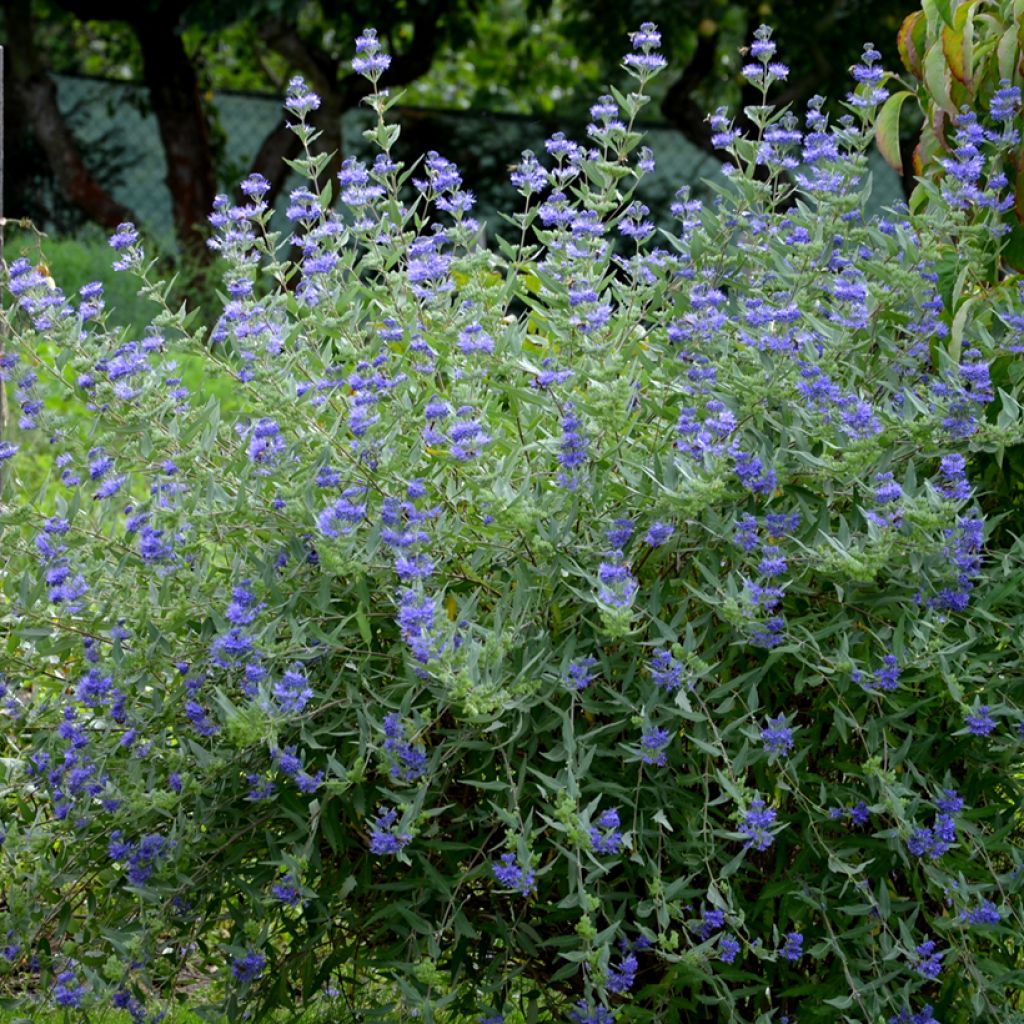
(0, 1009, 210, 1024)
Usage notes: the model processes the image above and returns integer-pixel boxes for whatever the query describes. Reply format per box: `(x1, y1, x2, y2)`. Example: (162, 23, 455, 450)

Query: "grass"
(0, 1010, 208, 1024)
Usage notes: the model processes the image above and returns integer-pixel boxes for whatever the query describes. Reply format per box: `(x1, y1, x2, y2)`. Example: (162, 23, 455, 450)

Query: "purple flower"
(382, 713, 427, 781)
(491, 851, 536, 895)
(961, 900, 1001, 926)
(246, 774, 275, 801)
(640, 726, 671, 766)
(889, 1006, 940, 1024)
(606, 518, 634, 548)
(274, 667, 314, 714)
(908, 791, 963, 860)
(272, 874, 302, 907)
(965, 705, 996, 736)
(739, 796, 777, 852)
(606, 952, 637, 994)
(368, 806, 412, 855)
(232, 950, 267, 983)
(991, 79, 1021, 121)
(757, 545, 787, 577)
(623, 21, 666, 73)
(225, 580, 263, 627)
(557, 403, 588, 489)
(569, 1000, 616, 1024)
(644, 521, 674, 547)
(511, 150, 548, 194)
(939, 453, 972, 501)
(564, 656, 598, 691)
(285, 76, 321, 116)
(590, 807, 624, 855)
(718, 933, 741, 963)
(779, 931, 803, 961)
(397, 588, 445, 665)
(859, 654, 900, 693)
(54, 969, 87, 1007)
(649, 649, 685, 692)
(696, 908, 725, 939)
(94, 475, 126, 500)
(849, 801, 870, 826)
(240, 173, 270, 198)
(352, 28, 392, 78)
(318, 489, 367, 538)
(597, 556, 637, 608)
(109, 222, 139, 250)
(760, 714, 795, 759)
(246, 418, 285, 466)
(912, 939, 944, 980)
(734, 514, 759, 551)
(733, 448, 777, 495)
(936, 789, 964, 815)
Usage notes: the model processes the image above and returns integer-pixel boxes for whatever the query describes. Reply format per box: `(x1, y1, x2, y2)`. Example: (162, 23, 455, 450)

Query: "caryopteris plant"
(3, 22, 1024, 1024)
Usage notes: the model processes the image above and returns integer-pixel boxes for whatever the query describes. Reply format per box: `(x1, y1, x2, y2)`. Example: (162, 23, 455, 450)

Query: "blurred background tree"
(2, 0, 918, 261)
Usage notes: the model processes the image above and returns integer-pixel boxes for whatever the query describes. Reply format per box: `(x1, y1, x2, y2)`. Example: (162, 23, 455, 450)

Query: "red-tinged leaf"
(942, 1, 977, 88)
(913, 118, 946, 179)
(943, 24, 967, 83)
(898, 10, 928, 78)
(950, 77, 970, 108)
(913, 141, 926, 179)
(931, 107, 952, 153)
(875, 91, 916, 173)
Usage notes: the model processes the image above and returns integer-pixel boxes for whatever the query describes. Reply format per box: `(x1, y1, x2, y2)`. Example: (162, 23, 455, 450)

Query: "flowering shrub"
(3, 21, 1024, 1024)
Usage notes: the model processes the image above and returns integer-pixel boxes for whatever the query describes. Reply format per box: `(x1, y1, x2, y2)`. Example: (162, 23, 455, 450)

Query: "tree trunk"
(130, 12, 217, 264)
(659, 28, 719, 160)
(7, 0, 137, 230)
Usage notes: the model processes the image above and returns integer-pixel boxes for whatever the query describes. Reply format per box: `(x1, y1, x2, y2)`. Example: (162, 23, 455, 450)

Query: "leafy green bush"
(2, 23, 1024, 1024)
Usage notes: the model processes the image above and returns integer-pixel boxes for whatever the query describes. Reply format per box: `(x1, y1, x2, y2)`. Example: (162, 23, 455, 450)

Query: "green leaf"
(997, 25, 1020, 82)
(923, 0, 955, 28)
(924, 40, 957, 115)
(874, 91, 916, 173)
(1001, 222, 1024, 273)
(950, 295, 978, 363)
